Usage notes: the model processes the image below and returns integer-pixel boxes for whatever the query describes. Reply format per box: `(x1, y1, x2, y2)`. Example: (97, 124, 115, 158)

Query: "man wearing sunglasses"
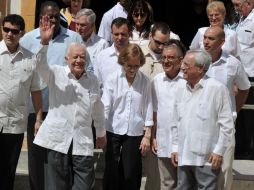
(0, 14, 44, 190)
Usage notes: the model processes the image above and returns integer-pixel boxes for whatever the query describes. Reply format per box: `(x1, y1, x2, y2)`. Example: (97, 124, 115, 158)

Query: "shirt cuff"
(145, 120, 154, 127)
(96, 128, 106, 138)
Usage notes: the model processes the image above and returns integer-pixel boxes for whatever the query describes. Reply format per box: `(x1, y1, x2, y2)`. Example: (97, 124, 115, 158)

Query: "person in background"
(151, 40, 186, 190)
(203, 26, 250, 190)
(171, 49, 234, 190)
(61, 0, 87, 31)
(190, 0, 241, 58)
(20, 1, 91, 190)
(232, 0, 254, 159)
(76, 8, 109, 64)
(98, 0, 132, 44)
(102, 43, 153, 190)
(127, 0, 153, 46)
(94, 17, 131, 90)
(0, 14, 44, 190)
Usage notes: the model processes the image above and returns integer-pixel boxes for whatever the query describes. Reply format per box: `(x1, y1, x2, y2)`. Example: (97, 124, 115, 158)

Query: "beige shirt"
(140, 45, 163, 80)
(0, 40, 44, 134)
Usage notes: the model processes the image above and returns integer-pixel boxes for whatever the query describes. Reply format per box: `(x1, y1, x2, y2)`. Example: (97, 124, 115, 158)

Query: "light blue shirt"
(20, 26, 93, 112)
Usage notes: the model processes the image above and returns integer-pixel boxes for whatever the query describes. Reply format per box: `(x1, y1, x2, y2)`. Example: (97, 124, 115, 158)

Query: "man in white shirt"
(141, 22, 179, 190)
(34, 16, 106, 189)
(203, 25, 250, 190)
(76, 8, 109, 65)
(232, 0, 254, 160)
(151, 40, 186, 190)
(171, 49, 234, 189)
(94, 17, 131, 90)
(98, 0, 132, 44)
(20, 2, 89, 190)
(0, 14, 44, 190)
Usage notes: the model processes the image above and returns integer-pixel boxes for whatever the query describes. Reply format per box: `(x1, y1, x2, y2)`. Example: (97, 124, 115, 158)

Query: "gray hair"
(76, 8, 96, 24)
(186, 49, 212, 72)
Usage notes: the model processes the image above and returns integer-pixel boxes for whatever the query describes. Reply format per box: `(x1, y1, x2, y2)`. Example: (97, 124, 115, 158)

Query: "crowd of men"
(0, 0, 253, 190)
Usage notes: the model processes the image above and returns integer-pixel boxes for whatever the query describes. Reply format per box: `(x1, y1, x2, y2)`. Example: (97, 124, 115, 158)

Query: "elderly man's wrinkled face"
(65, 44, 86, 79)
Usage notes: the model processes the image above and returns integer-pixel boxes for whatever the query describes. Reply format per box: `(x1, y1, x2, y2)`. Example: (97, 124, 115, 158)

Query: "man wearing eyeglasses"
(141, 22, 180, 190)
(0, 14, 44, 190)
(139, 22, 180, 80)
(151, 40, 186, 190)
(231, 0, 254, 161)
(171, 49, 234, 190)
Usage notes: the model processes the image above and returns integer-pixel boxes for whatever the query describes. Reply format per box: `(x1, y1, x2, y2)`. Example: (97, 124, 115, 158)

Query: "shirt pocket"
(44, 118, 69, 144)
(190, 132, 211, 155)
(196, 102, 209, 120)
(238, 28, 253, 46)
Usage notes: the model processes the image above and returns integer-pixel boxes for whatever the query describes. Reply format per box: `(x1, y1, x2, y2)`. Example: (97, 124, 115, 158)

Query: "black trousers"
(103, 131, 143, 190)
(235, 77, 254, 159)
(27, 113, 47, 190)
(0, 131, 24, 190)
(45, 145, 95, 190)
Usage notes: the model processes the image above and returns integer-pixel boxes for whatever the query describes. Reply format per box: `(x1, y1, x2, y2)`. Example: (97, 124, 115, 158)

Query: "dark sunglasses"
(3, 27, 20, 35)
(153, 38, 168, 46)
(133, 12, 146, 18)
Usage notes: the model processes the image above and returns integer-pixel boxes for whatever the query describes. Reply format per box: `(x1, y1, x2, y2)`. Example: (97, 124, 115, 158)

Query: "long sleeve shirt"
(34, 46, 105, 156)
(171, 77, 234, 166)
(102, 69, 153, 136)
(151, 72, 186, 157)
(236, 9, 254, 77)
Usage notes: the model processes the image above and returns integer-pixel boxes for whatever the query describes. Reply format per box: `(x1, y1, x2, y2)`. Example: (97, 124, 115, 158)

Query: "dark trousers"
(0, 132, 24, 190)
(235, 78, 254, 159)
(27, 113, 47, 190)
(45, 145, 95, 190)
(103, 131, 143, 190)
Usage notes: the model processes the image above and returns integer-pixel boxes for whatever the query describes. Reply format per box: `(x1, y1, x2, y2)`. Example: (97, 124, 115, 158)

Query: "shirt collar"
(142, 44, 161, 61)
(0, 40, 24, 56)
(64, 65, 88, 80)
(211, 51, 228, 67)
(186, 75, 208, 92)
(163, 71, 183, 81)
(85, 32, 96, 44)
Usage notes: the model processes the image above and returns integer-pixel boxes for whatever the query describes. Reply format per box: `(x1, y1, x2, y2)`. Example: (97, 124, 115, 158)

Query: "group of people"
(0, 0, 253, 190)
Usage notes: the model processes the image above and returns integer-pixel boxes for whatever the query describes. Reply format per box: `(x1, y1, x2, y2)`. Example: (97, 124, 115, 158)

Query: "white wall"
(10, 0, 21, 14)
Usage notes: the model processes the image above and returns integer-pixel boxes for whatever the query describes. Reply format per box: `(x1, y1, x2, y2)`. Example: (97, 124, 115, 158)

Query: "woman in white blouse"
(102, 43, 153, 190)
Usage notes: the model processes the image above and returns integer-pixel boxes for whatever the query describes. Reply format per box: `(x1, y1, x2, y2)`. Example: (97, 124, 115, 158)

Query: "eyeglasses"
(125, 64, 140, 70)
(133, 12, 146, 18)
(160, 57, 179, 63)
(2, 27, 20, 35)
(153, 38, 168, 46)
(181, 62, 195, 70)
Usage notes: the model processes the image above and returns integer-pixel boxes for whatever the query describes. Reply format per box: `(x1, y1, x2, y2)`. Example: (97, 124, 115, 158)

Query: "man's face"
(112, 24, 130, 50)
(181, 53, 202, 84)
(232, 0, 249, 17)
(66, 44, 86, 79)
(76, 15, 93, 40)
(149, 30, 170, 54)
(203, 27, 224, 54)
(161, 48, 182, 77)
(2, 22, 24, 51)
(41, 6, 60, 33)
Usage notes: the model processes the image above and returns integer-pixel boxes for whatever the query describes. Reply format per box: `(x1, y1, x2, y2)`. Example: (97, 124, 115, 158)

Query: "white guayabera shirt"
(34, 46, 105, 156)
(171, 77, 234, 166)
